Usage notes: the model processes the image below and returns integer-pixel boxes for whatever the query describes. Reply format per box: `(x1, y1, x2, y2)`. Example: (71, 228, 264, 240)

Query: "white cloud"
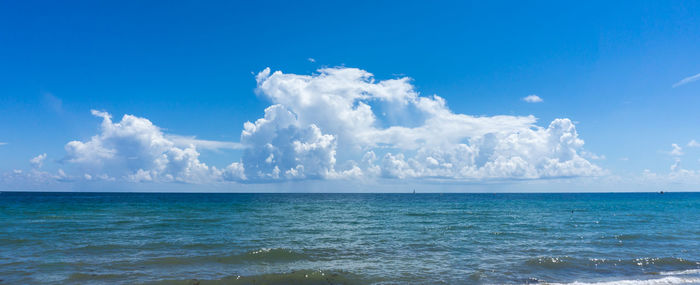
(245, 67, 602, 181)
(52, 67, 602, 185)
(63, 110, 225, 183)
(670, 158, 682, 172)
(307, 57, 316, 63)
(239, 104, 338, 181)
(669, 143, 684, 156)
(672, 72, 700, 88)
(522, 94, 543, 103)
(0, 142, 6, 146)
(30, 153, 47, 168)
(638, 158, 700, 187)
(582, 151, 606, 160)
(167, 135, 244, 150)
(688, 139, 700, 148)
(0, 167, 70, 186)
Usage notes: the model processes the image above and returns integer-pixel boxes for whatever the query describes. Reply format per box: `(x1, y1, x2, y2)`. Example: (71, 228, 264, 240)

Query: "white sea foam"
(545, 276, 700, 285)
(660, 269, 700, 276)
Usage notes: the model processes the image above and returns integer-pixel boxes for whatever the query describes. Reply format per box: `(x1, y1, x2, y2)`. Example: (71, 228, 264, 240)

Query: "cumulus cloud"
(54, 67, 602, 184)
(522, 94, 543, 103)
(63, 110, 228, 183)
(672, 72, 700, 88)
(242, 67, 602, 181)
(30, 153, 47, 168)
(239, 104, 338, 181)
(688, 140, 700, 148)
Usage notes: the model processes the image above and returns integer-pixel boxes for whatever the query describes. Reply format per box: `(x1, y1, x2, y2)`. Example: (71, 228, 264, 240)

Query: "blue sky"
(1, 1, 700, 191)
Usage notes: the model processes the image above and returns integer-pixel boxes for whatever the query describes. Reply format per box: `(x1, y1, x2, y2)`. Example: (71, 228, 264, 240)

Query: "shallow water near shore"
(1, 192, 699, 284)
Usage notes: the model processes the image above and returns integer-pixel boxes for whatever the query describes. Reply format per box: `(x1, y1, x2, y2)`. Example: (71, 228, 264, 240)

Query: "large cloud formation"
(241, 67, 601, 181)
(63, 110, 243, 183)
(62, 67, 602, 183)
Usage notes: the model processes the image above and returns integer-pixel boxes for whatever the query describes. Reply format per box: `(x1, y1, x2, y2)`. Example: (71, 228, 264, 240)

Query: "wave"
(0, 237, 33, 245)
(136, 248, 310, 266)
(526, 256, 700, 269)
(68, 272, 126, 281)
(613, 234, 644, 241)
(661, 269, 700, 276)
(73, 244, 130, 252)
(536, 259, 700, 285)
(243, 248, 310, 262)
(544, 276, 700, 285)
(72, 241, 231, 252)
(145, 269, 370, 285)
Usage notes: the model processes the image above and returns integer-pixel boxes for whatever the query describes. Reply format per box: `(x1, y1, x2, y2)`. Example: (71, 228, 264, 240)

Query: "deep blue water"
(0, 192, 699, 284)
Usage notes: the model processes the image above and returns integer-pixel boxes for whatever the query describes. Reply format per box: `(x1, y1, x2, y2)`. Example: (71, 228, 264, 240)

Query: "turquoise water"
(0, 192, 699, 284)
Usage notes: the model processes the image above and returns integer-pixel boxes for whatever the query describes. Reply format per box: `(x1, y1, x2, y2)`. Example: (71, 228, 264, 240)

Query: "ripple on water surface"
(1, 192, 699, 284)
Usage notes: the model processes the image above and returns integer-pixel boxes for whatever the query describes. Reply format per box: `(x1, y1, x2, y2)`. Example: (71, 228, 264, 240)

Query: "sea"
(0, 192, 699, 284)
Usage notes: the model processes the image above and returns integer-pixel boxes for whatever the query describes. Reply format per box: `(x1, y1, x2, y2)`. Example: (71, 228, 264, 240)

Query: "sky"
(1, 0, 700, 192)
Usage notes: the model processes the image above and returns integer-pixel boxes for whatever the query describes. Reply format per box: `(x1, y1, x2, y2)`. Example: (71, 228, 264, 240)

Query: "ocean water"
(0, 192, 699, 285)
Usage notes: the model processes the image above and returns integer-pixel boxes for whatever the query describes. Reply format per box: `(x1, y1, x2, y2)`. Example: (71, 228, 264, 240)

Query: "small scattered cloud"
(0, 142, 6, 146)
(582, 151, 606, 160)
(619, 157, 629, 161)
(522, 94, 543, 103)
(670, 143, 684, 156)
(640, 163, 700, 187)
(672, 72, 700, 88)
(30, 153, 47, 168)
(688, 139, 700, 148)
(590, 154, 606, 160)
(307, 57, 316, 63)
(670, 158, 682, 172)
